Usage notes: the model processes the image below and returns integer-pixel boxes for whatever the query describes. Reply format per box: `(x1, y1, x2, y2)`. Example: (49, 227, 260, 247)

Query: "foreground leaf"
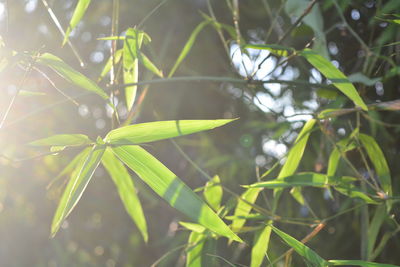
(328, 259, 399, 267)
(105, 119, 235, 145)
(30, 134, 92, 147)
(300, 49, 367, 110)
(271, 225, 327, 267)
(102, 148, 148, 242)
(203, 175, 222, 211)
(51, 143, 106, 236)
(251, 224, 272, 267)
(37, 53, 108, 99)
(231, 187, 262, 232)
(186, 232, 206, 267)
(63, 0, 92, 46)
(111, 145, 242, 242)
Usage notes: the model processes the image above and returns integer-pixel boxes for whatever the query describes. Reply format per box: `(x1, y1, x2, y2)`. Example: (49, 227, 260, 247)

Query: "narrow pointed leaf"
(245, 44, 295, 57)
(180, 221, 206, 233)
(30, 134, 92, 147)
(248, 172, 332, 188)
(328, 259, 399, 267)
(63, 0, 91, 46)
(231, 187, 262, 232)
(300, 49, 368, 110)
(186, 232, 205, 267)
(271, 225, 327, 267)
(203, 175, 222, 211)
(358, 134, 392, 196)
(327, 138, 356, 176)
(37, 53, 108, 99)
(251, 223, 272, 267)
(168, 20, 210, 77)
(102, 148, 148, 242)
(51, 143, 106, 237)
(368, 205, 387, 256)
(111, 145, 242, 242)
(105, 119, 236, 145)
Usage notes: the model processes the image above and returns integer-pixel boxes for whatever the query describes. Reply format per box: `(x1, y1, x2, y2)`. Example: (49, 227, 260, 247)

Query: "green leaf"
(29, 134, 92, 147)
(168, 20, 210, 77)
(358, 134, 392, 196)
(51, 143, 106, 237)
(318, 108, 356, 119)
(328, 259, 399, 267)
(231, 187, 262, 232)
(105, 119, 236, 145)
(111, 145, 242, 242)
(300, 49, 368, 110)
(203, 175, 222, 211)
(248, 172, 335, 188)
(271, 225, 327, 267)
(348, 73, 381, 86)
(368, 205, 387, 257)
(101, 148, 148, 242)
(251, 224, 272, 267)
(37, 53, 108, 99)
(98, 48, 123, 82)
(335, 184, 378, 204)
(63, 0, 91, 46)
(186, 232, 206, 267)
(327, 138, 356, 177)
(123, 28, 144, 110)
(18, 90, 46, 97)
(180, 221, 206, 233)
(244, 44, 295, 57)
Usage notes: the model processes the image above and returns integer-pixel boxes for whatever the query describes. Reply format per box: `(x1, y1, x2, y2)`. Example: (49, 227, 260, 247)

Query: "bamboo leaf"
(328, 259, 399, 267)
(203, 175, 222, 211)
(37, 53, 109, 99)
(18, 90, 46, 96)
(29, 134, 92, 147)
(180, 222, 206, 233)
(248, 172, 333, 188)
(51, 142, 106, 237)
(245, 44, 295, 57)
(105, 119, 236, 145)
(368, 205, 387, 257)
(231, 187, 262, 232)
(186, 232, 206, 267)
(111, 145, 242, 242)
(327, 138, 356, 176)
(168, 20, 210, 77)
(271, 225, 327, 267)
(358, 134, 392, 196)
(101, 148, 148, 242)
(300, 49, 368, 110)
(63, 0, 92, 46)
(251, 223, 272, 267)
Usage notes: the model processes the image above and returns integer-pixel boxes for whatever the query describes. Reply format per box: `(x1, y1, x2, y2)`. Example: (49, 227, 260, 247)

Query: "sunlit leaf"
(51, 142, 106, 236)
(251, 223, 272, 267)
(30, 134, 92, 147)
(318, 108, 356, 119)
(300, 49, 368, 110)
(271, 225, 327, 267)
(358, 134, 392, 196)
(180, 221, 206, 233)
(105, 119, 236, 145)
(328, 259, 399, 267)
(248, 172, 336, 188)
(168, 20, 210, 77)
(111, 145, 242, 242)
(102, 148, 148, 242)
(203, 175, 222, 211)
(18, 90, 46, 96)
(244, 44, 295, 57)
(335, 184, 378, 204)
(63, 0, 91, 46)
(186, 232, 205, 267)
(231, 187, 262, 232)
(37, 53, 109, 99)
(98, 48, 123, 82)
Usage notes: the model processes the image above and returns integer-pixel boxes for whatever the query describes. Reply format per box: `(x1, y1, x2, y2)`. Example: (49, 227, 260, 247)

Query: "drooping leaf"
(63, 0, 92, 46)
(101, 148, 148, 242)
(186, 232, 206, 267)
(251, 223, 272, 267)
(300, 49, 368, 110)
(358, 134, 392, 196)
(111, 145, 242, 242)
(231, 187, 262, 232)
(123, 28, 143, 111)
(328, 259, 399, 267)
(98, 48, 123, 82)
(244, 44, 295, 57)
(203, 175, 222, 211)
(271, 225, 327, 267)
(105, 119, 236, 145)
(168, 20, 210, 77)
(29, 134, 92, 147)
(51, 142, 106, 236)
(37, 53, 108, 99)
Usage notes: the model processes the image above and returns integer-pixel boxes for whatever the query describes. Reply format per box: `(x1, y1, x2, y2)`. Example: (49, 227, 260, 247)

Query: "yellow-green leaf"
(105, 119, 236, 145)
(102, 148, 148, 242)
(203, 175, 222, 211)
(111, 145, 242, 242)
(245, 44, 295, 57)
(29, 134, 92, 147)
(328, 259, 399, 267)
(37, 53, 108, 99)
(251, 223, 272, 267)
(300, 49, 368, 110)
(63, 0, 92, 46)
(98, 48, 123, 82)
(186, 232, 206, 267)
(231, 187, 262, 232)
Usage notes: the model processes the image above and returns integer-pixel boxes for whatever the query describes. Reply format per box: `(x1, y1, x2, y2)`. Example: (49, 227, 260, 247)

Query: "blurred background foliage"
(0, 0, 400, 266)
